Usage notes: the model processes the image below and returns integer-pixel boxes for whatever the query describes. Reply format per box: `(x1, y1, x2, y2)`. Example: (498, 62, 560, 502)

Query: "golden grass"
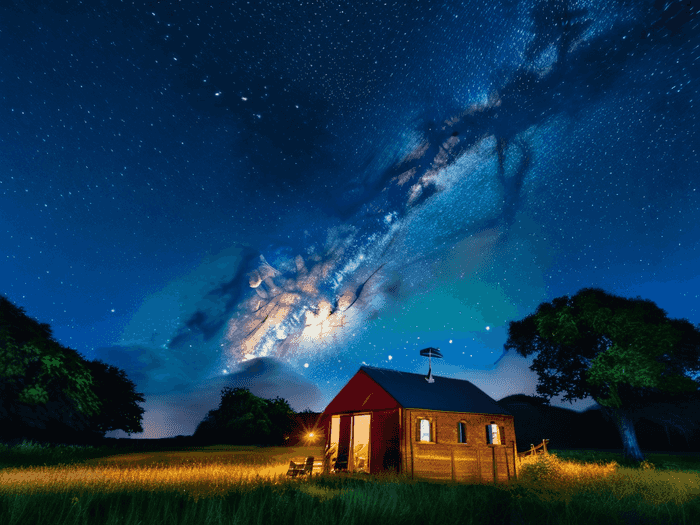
(0, 445, 324, 502)
(515, 452, 700, 506)
(2, 444, 699, 511)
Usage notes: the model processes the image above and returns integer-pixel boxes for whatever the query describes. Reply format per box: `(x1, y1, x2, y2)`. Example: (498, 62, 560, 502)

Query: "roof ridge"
(358, 365, 511, 416)
(360, 364, 458, 381)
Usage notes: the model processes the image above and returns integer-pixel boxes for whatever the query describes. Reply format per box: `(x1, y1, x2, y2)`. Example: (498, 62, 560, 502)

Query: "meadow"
(1, 440, 699, 525)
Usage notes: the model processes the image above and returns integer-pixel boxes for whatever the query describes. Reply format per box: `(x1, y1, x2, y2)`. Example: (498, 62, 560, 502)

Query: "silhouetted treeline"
(192, 387, 298, 446)
(498, 394, 700, 453)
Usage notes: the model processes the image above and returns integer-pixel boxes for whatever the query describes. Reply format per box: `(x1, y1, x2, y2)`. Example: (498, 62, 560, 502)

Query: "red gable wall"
(322, 370, 401, 415)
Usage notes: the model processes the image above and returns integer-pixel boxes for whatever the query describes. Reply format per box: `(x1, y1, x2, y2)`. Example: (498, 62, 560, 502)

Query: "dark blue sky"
(2, 0, 698, 438)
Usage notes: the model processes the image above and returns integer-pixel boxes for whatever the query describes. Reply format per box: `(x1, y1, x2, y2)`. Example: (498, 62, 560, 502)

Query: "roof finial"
(419, 347, 442, 383)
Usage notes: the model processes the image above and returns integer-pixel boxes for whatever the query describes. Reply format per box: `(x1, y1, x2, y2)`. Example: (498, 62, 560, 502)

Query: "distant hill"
(497, 394, 700, 453)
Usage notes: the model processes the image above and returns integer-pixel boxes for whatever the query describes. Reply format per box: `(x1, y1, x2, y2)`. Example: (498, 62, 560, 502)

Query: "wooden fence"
(518, 439, 549, 460)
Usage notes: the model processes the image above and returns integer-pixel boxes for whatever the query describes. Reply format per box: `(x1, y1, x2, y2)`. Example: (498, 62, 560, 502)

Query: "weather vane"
(420, 347, 443, 383)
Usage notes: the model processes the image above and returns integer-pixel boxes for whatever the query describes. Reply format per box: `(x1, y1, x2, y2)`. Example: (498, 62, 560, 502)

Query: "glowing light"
(388, 355, 392, 360)
(486, 326, 490, 330)
(304, 363, 309, 368)
(449, 339, 453, 343)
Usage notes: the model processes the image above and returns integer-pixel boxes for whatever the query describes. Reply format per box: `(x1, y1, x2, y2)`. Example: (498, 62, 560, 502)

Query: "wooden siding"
(405, 409, 517, 482)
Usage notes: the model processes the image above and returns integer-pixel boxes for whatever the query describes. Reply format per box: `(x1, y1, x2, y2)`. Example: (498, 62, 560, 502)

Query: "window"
(417, 418, 432, 442)
(486, 423, 500, 445)
(457, 421, 467, 443)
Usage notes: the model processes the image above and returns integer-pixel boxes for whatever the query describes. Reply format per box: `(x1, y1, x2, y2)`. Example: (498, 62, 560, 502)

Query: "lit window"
(486, 423, 500, 445)
(458, 421, 467, 443)
(418, 418, 431, 442)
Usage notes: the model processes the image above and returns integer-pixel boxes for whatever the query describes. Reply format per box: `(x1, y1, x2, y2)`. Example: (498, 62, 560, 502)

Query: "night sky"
(2, 0, 699, 439)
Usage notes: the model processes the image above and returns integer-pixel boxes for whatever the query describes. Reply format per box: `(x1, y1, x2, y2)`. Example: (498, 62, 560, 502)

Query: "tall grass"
(516, 451, 700, 505)
(1, 441, 700, 524)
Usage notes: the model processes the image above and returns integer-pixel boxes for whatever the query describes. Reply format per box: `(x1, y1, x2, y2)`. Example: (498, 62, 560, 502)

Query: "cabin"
(321, 365, 518, 482)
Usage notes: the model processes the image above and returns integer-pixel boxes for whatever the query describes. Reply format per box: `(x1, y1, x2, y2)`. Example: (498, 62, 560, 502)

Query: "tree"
(193, 410, 222, 444)
(504, 287, 700, 462)
(81, 359, 145, 437)
(265, 396, 295, 445)
(1, 296, 102, 444)
(0, 296, 145, 446)
(193, 387, 295, 446)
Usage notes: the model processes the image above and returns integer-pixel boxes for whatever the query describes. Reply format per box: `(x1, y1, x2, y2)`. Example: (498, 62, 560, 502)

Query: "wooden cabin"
(321, 366, 518, 482)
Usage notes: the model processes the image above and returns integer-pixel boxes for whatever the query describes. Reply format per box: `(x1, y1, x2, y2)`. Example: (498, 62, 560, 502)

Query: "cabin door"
(328, 414, 371, 473)
(352, 414, 371, 473)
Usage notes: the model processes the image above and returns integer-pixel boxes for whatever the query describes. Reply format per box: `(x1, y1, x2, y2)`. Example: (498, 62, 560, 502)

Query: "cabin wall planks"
(406, 409, 516, 482)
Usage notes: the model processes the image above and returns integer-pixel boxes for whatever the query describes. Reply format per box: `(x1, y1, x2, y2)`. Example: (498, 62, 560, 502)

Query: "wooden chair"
(286, 456, 324, 477)
(286, 459, 304, 477)
(333, 453, 348, 472)
(303, 456, 315, 475)
(353, 443, 368, 472)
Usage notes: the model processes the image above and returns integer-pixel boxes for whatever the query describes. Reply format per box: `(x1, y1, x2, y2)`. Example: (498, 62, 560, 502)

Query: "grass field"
(1, 441, 699, 524)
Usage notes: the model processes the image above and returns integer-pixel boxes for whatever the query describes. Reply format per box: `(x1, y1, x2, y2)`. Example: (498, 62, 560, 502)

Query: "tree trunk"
(610, 408, 645, 462)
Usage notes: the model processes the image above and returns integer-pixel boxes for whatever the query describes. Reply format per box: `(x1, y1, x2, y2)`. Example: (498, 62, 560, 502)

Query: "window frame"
(416, 416, 435, 443)
(457, 421, 468, 444)
(486, 422, 501, 445)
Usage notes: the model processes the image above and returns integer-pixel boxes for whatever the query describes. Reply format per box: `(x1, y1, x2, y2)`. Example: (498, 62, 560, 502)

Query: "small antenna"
(419, 347, 443, 383)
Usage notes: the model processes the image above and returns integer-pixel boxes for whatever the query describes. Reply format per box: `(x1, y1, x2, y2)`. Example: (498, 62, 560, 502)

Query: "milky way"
(1, 0, 698, 436)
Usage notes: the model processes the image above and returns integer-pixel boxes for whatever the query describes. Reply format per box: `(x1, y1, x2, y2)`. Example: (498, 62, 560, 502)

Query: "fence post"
(543, 439, 548, 455)
(504, 446, 511, 480)
(476, 448, 482, 482)
(492, 446, 497, 483)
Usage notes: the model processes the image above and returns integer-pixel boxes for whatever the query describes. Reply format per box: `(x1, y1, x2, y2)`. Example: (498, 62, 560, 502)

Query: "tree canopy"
(504, 287, 700, 461)
(193, 387, 295, 446)
(0, 295, 145, 445)
(0, 297, 101, 423)
(75, 359, 145, 436)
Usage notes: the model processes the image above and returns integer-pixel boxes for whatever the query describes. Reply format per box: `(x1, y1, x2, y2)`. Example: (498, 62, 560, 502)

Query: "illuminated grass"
(1, 462, 292, 499)
(0, 441, 321, 501)
(1, 442, 699, 524)
(516, 451, 700, 504)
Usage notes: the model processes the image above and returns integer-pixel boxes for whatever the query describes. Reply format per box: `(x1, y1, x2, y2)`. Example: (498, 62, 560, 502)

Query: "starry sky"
(2, 0, 699, 439)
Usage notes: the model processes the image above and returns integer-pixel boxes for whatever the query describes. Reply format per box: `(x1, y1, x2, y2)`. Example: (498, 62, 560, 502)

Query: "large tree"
(0, 296, 145, 445)
(81, 359, 145, 437)
(505, 287, 700, 462)
(0, 297, 102, 444)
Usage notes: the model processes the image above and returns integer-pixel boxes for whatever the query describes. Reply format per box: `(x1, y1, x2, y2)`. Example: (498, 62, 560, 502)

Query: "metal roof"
(359, 366, 511, 416)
